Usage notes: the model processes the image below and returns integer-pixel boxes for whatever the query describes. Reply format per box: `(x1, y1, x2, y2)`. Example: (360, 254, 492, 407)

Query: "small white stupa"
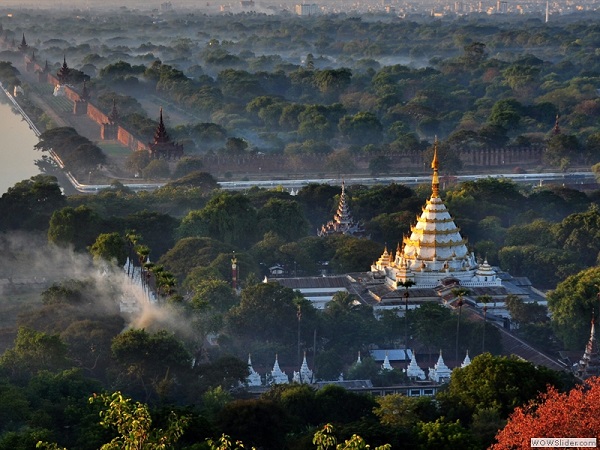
(428, 350, 452, 383)
(246, 354, 262, 387)
(292, 352, 314, 384)
(406, 351, 426, 380)
(381, 352, 393, 371)
(270, 354, 289, 384)
(461, 350, 471, 368)
(356, 351, 362, 364)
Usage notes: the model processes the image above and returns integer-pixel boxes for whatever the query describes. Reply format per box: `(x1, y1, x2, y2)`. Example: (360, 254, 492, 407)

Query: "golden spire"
(431, 137, 440, 198)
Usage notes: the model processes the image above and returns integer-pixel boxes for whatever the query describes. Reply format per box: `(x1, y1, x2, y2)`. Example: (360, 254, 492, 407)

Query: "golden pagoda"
(371, 141, 498, 289)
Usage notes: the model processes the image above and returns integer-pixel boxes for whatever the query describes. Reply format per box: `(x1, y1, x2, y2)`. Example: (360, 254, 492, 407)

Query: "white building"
(295, 3, 320, 15)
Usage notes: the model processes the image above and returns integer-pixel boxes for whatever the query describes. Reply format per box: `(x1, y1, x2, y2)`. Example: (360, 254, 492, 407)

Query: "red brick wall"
(117, 126, 147, 151)
(87, 103, 109, 125)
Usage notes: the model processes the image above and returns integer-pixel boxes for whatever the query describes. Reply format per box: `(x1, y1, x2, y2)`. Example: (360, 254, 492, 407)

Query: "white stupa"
(428, 350, 452, 383)
(269, 354, 289, 384)
(461, 350, 471, 368)
(246, 354, 262, 386)
(381, 352, 393, 371)
(406, 352, 426, 380)
(292, 352, 314, 384)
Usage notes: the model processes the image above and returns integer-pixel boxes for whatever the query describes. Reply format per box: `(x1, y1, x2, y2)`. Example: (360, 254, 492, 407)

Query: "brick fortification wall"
(22, 53, 543, 167)
(31, 58, 149, 152)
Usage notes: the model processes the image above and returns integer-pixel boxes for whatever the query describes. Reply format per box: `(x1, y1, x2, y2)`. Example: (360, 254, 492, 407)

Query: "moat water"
(0, 94, 43, 195)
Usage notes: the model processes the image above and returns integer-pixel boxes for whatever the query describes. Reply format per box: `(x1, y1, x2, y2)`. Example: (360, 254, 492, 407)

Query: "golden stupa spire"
(431, 137, 440, 198)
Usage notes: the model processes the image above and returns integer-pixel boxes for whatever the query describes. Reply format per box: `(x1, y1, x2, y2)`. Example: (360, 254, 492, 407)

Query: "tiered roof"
(108, 99, 119, 124)
(292, 352, 314, 383)
(148, 108, 184, 159)
(270, 355, 289, 384)
(381, 352, 393, 371)
(318, 181, 366, 237)
(246, 355, 262, 386)
(428, 350, 452, 382)
(575, 313, 600, 380)
(57, 56, 70, 84)
(461, 350, 471, 368)
(406, 352, 426, 380)
(18, 33, 28, 52)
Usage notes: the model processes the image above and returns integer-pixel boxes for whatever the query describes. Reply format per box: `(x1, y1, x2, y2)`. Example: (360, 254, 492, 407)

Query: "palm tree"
(478, 294, 493, 353)
(398, 280, 416, 351)
(451, 287, 470, 366)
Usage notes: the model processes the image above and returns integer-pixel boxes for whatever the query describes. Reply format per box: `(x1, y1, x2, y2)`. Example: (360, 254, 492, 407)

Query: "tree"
(338, 112, 383, 146)
(554, 205, 600, 267)
(93, 391, 188, 450)
(415, 418, 477, 450)
(110, 329, 192, 401)
(437, 353, 567, 423)
(547, 266, 600, 349)
(373, 394, 438, 428)
(488, 98, 522, 130)
(544, 133, 580, 169)
(172, 157, 204, 179)
(313, 423, 390, 450)
(47, 205, 103, 251)
(89, 232, 127, 266)
(196, 193, 259, 248)
(125, 150, 151, 175)
(0, 175, 66, 231)
(257, 198, 309, 242)
(143, 159, 170, 179)
(314, 68, 352, 99)
(492, 377, 600, 450)
(216, 399, 290, 450)
(0, 327, 68, 381)
(368, 155, 391, 176)
(225, 282, 305, 347)
(190, 278, 238, 313)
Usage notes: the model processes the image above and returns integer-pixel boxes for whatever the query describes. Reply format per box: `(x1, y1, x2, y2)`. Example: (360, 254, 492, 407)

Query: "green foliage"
(438, 353, 566, 422)
(48, 205, 103, 251)
(312, 423, 390, 450)
(90, 232, 127, 266)
(373, 394, 438, 428)
(547, 265, 600, 349)
(0, 328, 68, 381)
(0, 175, 66, 231)
(91, 391, 189, 450)
(415, 418, 477, 450)
(111, 329, 192, 401)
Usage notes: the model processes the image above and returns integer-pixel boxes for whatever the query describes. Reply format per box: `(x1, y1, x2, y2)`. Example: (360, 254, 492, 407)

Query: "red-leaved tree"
(492, 377, 600, 449)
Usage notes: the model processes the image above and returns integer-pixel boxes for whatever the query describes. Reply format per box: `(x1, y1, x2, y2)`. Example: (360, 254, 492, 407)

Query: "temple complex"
(318, 181, 367, 237)
(147, 108, 184, 159)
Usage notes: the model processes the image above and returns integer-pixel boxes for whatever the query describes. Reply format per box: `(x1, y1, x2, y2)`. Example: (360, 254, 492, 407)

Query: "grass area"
(99, 142, 131, 157)
(28, 82, 73, 113)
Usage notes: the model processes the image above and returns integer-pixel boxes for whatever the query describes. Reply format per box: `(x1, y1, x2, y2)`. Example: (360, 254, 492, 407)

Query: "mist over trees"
(3, 5, 600, 449)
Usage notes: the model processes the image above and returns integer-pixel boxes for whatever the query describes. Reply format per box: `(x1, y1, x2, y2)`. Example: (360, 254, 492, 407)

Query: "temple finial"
(431, 137, 440, 198)
(553, 114, 560, 135)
